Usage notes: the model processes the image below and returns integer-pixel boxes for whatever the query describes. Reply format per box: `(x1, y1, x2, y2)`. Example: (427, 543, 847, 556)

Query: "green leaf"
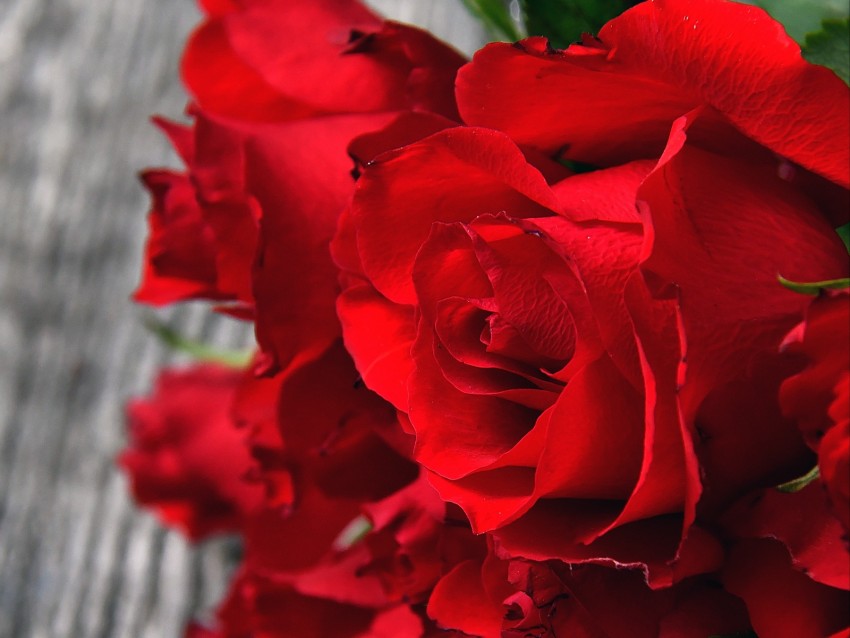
(143, 316, 253, 368)
(776, 465, 821, 493)
(803, 18, 850, 85)
(837, 223, 850, 253)
(332, 515, 374, 551)
(738, 0, 848, 43)
(778, 274, 850, 295)
(460, 0, 522, 42)
(519, 0, 637, 48)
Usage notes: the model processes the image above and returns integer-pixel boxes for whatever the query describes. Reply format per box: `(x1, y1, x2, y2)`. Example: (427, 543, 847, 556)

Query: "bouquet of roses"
(120, 0, 850, 635)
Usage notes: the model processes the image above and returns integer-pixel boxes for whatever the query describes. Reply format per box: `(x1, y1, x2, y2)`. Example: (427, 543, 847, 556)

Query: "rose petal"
(244, 114, 390, 371)
(184, 1, 464, 121)
(337, 284, 417, 412)
(724, 539, 850, 637)
(351, 127, 561, 305)
(427, 556, 510, 638)
(409, 319, 537, 480)
(457, 0, 850, 186)
(639, 113, 848, 508)
(722, 483, 850, 590)
(133, 170, 230, 305)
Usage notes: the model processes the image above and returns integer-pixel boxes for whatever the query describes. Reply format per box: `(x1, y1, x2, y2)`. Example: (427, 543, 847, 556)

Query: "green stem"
(143, 316, 253, 368)
(776, 465, 820, 493)
(460, 0, 523, 41)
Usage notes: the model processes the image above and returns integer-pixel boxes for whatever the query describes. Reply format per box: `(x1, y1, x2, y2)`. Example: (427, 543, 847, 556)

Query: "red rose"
(182, 0, 463, 123)
(135, 0, 465, 373)
(334, 0, 850, 585)
(119, 364, 264, 540)
(781, 290, 850, 529)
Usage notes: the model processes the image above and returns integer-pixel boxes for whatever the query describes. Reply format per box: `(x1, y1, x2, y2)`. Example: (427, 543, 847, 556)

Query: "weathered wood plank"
(0, 1, 485, 636)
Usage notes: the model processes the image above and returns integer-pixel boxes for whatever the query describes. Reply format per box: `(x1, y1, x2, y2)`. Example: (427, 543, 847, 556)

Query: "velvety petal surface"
(350, 127, 561, 305)
(184, 0, 464, 121)
(724, 539, 850, 638)
(639, 113, 849, 509)
(457, 0, 850, 186)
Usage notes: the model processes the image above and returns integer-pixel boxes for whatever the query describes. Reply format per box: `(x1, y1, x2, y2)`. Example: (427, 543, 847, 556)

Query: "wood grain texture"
(0, 1, 485, 636)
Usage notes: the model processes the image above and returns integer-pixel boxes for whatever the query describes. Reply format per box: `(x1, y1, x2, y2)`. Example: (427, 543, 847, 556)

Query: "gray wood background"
(0, 2, 485, 637)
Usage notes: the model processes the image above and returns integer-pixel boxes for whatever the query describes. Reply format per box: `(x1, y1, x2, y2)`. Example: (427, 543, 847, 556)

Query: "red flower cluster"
(123, 0, 850, 636)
